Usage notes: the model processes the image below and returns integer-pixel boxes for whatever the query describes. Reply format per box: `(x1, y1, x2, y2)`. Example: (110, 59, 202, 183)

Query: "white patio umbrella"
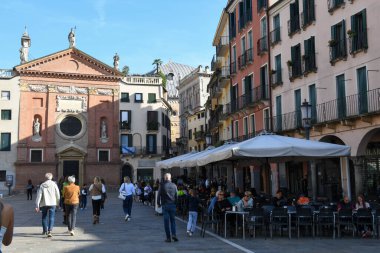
(156, 151, 197, 169)
(179, 146, 216, 168)
(196, 142, 239, 167)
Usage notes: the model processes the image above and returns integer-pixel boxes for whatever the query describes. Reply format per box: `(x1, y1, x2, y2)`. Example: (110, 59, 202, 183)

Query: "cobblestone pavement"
(3, 193, 380, 253)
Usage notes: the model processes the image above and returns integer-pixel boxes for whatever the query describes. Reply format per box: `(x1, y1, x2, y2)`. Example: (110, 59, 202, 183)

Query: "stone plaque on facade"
(56, 95, 87, 112)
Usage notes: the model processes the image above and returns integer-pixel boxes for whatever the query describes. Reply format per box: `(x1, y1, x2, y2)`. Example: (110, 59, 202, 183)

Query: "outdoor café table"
(224, 210, 249, 239)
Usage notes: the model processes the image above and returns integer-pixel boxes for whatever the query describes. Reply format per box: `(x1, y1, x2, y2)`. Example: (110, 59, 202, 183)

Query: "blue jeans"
(123, 195, 133, 216)
(163, 203, 176, 239)
(80, 196, 87, 209)
(65, 204, 79, 231)
(41, 206, 56, 232)
(187, 211, 198, 233)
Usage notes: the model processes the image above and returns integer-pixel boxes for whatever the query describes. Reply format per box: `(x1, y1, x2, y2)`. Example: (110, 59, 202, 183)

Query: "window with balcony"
(229, 10, 236, 40)
(288, 0, 300, 36)
(148, 93, 157, 103)
(30, 149, 42, 162)
(336, 74, 346, 119)
(243, 117, 248, 139)
(350, 9, 368, 54)
(257, 0, 267, 13)
(239, 36, 247, 69)
(146, 134, 157, 154)
(303, 36, 317, 74)
(147, 111, 159, 131)
(247, 30, 253, 63)
(328, 0, 345, 13)
(258, 18, 268, 55)
(0, 133, 10, 151)
(120, 92, 129, 103)
(1, 110, 11, 120)
(250, 114, 256, 137)
(260, 65, 269, 99)
(244, 74, 253, 104)
(330, 20, 347, 63)
(263, 108, 270, 131)
(120, 110, 131, 130)
(1, 91, 10, 100)
(238, 2, 245, 31)
(357, 66, 368, 114)
(289, 43, 302, 79)
(272, 54, 282, 86)
(302, 0, 315, 29)
(271, 14, 281, 46)
(135, 93, 143, 103)
(234, 120, 239, 140)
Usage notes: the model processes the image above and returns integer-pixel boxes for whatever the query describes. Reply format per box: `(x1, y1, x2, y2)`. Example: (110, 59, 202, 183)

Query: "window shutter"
(310, 0, 315, 21)
(291, 45, 296, 64)
(128, 134, 132, 147)
(362, 9, 368, 49)
(331, 24, 336, 59)
(303, 0, 308, 24)
(351, 14, 357, 52)
(341, 20, 347, 57)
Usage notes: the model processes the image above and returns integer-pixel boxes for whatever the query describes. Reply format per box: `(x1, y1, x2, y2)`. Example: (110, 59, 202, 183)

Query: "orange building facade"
(14, 48, 122, 188)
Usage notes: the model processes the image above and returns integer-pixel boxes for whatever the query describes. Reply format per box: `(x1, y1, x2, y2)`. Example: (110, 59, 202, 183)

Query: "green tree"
(122, 65, 129, 76)
(152, 59, 163, 74)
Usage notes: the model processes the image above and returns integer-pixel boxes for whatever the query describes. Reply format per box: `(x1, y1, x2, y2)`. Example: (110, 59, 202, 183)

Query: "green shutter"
(331, 24, 337, 59)
(351, 14, 357, 52)
(303, 0, 308, 24)
(362, 9, 368, 49)
(341, 20, 347, 56)
(294, 89, 302, 127)
(309, 84, 317, 122)
(148, 93, 156, 103)
(357, 67, 368, 114)
(310, 0, 315, 21)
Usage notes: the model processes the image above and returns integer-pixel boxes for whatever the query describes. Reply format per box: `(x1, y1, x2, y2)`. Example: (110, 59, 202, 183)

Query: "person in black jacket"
(186, 189, 200, 236)
(158, 173, 178, 243)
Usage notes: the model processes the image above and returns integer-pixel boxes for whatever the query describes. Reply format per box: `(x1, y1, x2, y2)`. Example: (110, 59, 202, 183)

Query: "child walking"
(187, 189, 200, 236)
(80, 183, 88, 210)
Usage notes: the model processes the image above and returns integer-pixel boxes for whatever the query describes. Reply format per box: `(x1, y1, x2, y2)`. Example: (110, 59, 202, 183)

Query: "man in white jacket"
(35, 173, 60, 238)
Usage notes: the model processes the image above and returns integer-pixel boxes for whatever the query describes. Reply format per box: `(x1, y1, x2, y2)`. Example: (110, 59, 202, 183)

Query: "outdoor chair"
(270, 207, 290, 239)
(355, 208, 374, 238)
(200, 207, 219, 238)
(296, 207, 314, 238)
(316, 207, 335, 239)
(337, 208, 355, 238)
(247, 207, 266, 239)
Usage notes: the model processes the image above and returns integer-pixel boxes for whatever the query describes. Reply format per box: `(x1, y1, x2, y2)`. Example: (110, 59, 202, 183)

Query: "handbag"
(118, 183, 127, 200)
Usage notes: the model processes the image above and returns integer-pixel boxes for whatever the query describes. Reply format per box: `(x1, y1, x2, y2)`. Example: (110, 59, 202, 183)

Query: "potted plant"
(270, 69, 277, 75)
(287, 60, 293, 67)
(328, 39, 337, 47)
(347, 29, 356, 38)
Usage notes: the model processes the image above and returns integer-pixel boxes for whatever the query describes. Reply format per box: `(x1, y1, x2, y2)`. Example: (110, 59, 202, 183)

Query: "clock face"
(60, 116, 82, 137)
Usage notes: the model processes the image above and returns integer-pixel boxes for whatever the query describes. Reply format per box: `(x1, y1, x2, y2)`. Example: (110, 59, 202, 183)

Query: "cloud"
(94, 0, 107, 28)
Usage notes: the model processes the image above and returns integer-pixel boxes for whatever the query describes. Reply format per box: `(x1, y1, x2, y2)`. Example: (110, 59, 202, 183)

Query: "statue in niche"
(101, 120, 107, 138)
(33, 118, 40, 136)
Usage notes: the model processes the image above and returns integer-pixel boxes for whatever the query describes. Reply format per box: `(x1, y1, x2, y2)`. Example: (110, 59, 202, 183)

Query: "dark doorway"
(63, 160, 79, 183)
(121, 164, 133, 184)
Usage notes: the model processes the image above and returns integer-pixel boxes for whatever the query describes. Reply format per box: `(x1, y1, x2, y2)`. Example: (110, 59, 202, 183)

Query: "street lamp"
(300, 99, 312, 140)
(205, 133, 212, 147)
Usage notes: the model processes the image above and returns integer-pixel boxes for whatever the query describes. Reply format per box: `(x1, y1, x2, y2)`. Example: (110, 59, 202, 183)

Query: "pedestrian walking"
(186, 189, 200, 237)
(158, 173, 178, 243)
(0, 200, 14, 251)
(119, 176, 135, 221)
(89, 176, 105, 224)
(80, 183, 88, 210)
(61, 176, 69, 224)
(35, 173, 60, 238)
(26, 179, 34, 200)
(63, 176, 80, 236)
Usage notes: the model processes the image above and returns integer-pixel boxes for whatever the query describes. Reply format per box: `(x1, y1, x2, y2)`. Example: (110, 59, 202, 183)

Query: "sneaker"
(172, 236, 179, 242)
(189, 232, 193, 237)
(127, 217, 131, 221)
(186, 230, 190, 236)
(125, 214, 129, 221)
(70, 231, 75, 236)
(47, 231, 52, 238)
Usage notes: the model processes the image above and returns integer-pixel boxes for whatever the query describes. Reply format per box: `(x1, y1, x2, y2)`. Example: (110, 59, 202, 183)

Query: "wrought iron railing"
(270, 27, 281, 46)
(329, 38, 347, 63)
(238, 53, 247, 70)
(216, 36, 229, 55)
(246, 48, 253, 63)
(288, 16, 300, 36)
(230, 61, 237, 75)
(220, 66, 230, 78)
(257, 36, 268, 55)
(327, 0, 345, 13)
(271, 69, 283, 86)
(349, 31, 368, 54)
(236, 85, 270, 111)
(289, 60, 303, 80)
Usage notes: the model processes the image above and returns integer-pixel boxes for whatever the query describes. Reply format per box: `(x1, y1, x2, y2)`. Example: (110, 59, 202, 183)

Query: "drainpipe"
(266, 8, 273, 132)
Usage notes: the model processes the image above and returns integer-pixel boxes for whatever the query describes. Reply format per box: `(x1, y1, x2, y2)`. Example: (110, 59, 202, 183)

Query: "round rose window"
(60, 116, 82, 137)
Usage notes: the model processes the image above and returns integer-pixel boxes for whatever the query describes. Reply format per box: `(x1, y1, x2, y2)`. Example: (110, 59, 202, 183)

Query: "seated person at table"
(227, 191, 241, 206)
(355, 194, 372, 238)
(272, 190, 287, 207)
(207, 190, 219, 214)
(297, 194, 310, 206)
(237, 191, 254, 211)
(214, 191, 232, 217)
(338, 195, 354, 211)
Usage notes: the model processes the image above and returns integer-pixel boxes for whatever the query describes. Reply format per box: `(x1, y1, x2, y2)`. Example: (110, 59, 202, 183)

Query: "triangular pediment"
(15, 48, 123, 79)
(57, 143, 87, 157)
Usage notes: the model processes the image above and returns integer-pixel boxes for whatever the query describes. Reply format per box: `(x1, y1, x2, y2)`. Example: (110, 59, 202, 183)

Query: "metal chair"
(337, 208, 355, 238)
(247, 207, 266, 239)
(296, 207, 314, 238)
(355, 208, 374, 238)
(200, 207, 219, 237)
(270, 207, 290, 239)
(316, 206, 335, 239)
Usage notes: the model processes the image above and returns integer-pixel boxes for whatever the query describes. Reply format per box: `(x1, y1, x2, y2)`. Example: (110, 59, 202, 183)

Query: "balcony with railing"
(329, 39, 347, 63)
(257, 36, 268, 55)
(303, 54, 317, 74)
(147, 121, 160, 131)
(271, 69, 283, 87)
(216, 36, 229, 56)
(349, 30, 368, 54)
(327, 0, 345, 13)
(270, 27, 281, 46)
(238, 53, 247, 70)
(230, 61, 237, 76)
(220, 66, 230, 79)
(124, 76, 161, 85)
(233, 86, 270, 113)
(0, 69, 15, 79)
(120, 121, 131, 131)
(288, 16, 300, 36)
(272, 88, 380, 133)
(288, 60, 303, 80)
(301, 7, 316, 29)
(246, 48, 253, 64)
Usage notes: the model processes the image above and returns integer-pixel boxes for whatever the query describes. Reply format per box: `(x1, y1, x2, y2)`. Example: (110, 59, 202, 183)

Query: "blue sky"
(0, 0, 226, 73)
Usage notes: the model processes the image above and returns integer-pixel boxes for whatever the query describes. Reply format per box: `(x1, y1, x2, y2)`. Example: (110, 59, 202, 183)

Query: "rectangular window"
(302, 0, 315, 28)
(0, 171, 5, 181)
(120, 92, 130, 103)
(336, 74, 346, 119)
(229, 10, 236, 40)
(98, 150, 110, 162)
(30, 149, 43, 162)
(1, 110, 11, 120)
(357, 66, 368, 114)
(309, 84, 317, 123)
(231, 45, 237, 74)
(264, 108, 270, 131)
(234, 120, 239, 140)
(121, 134, 133, 147)
(330, 20, 347, 62)
(247, 30, 253, 62)
(303, 36, 317, 73)
(238, 2, 245, 30)
(273, 54, 282, 85)
(260, 65, 269, 99)
(244, 74, 253, 104)
(188, 129, 192, 140)
(271, 14, 281, 45)
(288, 0, 300, 35)
(1, 91, 10, 100)
(148, 93, 156, 103)
(239, 36, 246, 69)
(146, 134, 157, 154)
(290, 43, 302, 79)
(350, 9, 368, 54)
(276, 96, 282, 131)
(243, 117, 248, 138)
(147, 111, 159, 130)
(135, 93, 143, 103)
(258, 18, 268, 55)
(257, 0, 267, 13)
(0, 133, 10, 151)
(294, 89, 302, 127)
(250, 114, 256, 136)
(328, 0, 345, 12)
(120, 110, 131, 130)
(245, 0, 252, 22)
